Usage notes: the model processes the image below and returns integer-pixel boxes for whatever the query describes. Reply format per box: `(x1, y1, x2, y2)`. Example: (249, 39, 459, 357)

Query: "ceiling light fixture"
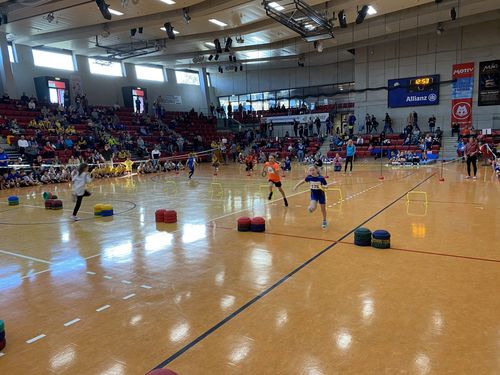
(209, 19, 228, 27)
(160, 0, 176, 4)
(95, 0, 112, 20)
(268, 2, 285, 11)
(108, 8, 124, 16)
(450, 7, 457, 20)
(367, 6, 377, 15)
(214, 39, 223, 53)
(356, 5, 369, 24)
(163, 22, 176, 39)
(224, 37, 233, 52)
(183, 8, 191, 23)
(205, 42, 215, 47)
(338, 10, 347, 28)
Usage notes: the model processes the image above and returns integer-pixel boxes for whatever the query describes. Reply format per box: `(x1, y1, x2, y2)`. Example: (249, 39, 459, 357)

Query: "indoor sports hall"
(0, 1, 499, 374)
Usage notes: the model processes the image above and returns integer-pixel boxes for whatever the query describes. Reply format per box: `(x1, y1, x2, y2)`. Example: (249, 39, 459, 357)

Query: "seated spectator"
(42, 142, 55, 158)
(17, 136, 29, 155)
(2, 93, 10, 104)
(28, 99, 36, 110)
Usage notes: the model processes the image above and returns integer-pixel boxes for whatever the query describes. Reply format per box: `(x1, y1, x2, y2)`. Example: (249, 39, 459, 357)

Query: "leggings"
(188, 168, 194, 178)
(466, 155, 477, 177)
(73, 190, 91, 216)
(344, 155, 353, 172)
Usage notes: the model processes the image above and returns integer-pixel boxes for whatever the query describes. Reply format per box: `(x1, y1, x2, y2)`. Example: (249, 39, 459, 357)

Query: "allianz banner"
(387, 75, 440, 108)
(478, 60, 500, 106)
(451, 62, 474, 129)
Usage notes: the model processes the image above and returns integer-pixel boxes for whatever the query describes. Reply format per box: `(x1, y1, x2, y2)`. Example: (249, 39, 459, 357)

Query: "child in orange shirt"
(262, 154, 288, 207)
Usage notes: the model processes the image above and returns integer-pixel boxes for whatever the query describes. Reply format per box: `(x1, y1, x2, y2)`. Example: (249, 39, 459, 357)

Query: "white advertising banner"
(263, 113, 330, 124)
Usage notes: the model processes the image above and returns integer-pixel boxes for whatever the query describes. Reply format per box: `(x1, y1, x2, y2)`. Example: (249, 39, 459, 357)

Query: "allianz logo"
(482, 63, 498, 72)
(453, 68, 473, 75)
(406, 93, 437, 102)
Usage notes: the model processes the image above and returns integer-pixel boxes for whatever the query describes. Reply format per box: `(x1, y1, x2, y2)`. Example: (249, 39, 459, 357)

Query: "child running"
(186, 153, 197, 179)
(71, 163, 92, 221)
(262, 155, 288, 207)
(294, 165, 328, 228)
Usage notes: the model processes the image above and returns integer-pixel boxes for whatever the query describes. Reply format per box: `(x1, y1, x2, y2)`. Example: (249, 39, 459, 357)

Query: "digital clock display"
(411, 77, 433, 86)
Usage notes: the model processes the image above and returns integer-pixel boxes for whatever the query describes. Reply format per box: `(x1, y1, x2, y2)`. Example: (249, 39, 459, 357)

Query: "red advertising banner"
(451, 62, 474, 131)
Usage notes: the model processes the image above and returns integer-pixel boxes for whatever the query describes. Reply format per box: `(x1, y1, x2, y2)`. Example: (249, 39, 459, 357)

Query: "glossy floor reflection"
(0, 161, 499, 374)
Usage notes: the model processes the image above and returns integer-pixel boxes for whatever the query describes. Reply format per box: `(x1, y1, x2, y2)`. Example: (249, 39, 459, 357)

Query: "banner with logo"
(387, 75, 440, 108)
(263, 113, 330, 124)
(451, 62, 474, 130)
(478, 60, 500, 106)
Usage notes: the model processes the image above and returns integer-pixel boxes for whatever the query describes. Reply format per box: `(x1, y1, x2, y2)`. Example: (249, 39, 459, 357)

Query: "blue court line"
(152, 173, 436, 371)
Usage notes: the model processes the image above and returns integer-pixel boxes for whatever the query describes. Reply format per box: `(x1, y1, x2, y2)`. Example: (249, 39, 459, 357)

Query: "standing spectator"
(135, 97, 142, 114)
(297, 142, 305, 162)
(17, 135, 29, 155)
(428, 115, 436, 132)
(210, 103, 215, 116)
(268, 121, 274, 137)
(464, 137, 479, 179)
(365, 113, 372, 134)
(293, 119, 298, 137)
(227, 103, 233, 118)
(307, 117, 313, 136)
(298, 124, 304, 138)
(371, 115, 379, 133)
(144, 98, 149, 114)
(344, 139, 356, 174)
(230, 142, 237, 162)
(325, 117, 332, 135)
(102, 144, 114, 167)
(315, 116, 321, 135)
(383, 113, 393, 133)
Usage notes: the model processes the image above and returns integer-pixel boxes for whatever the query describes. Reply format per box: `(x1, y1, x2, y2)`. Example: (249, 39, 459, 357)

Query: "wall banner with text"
(451, 62, 474, 129)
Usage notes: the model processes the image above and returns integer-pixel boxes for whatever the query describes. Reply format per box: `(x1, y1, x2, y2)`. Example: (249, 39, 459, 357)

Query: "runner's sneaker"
(322, 220, 328, 229)
(71, 215, 80, 221)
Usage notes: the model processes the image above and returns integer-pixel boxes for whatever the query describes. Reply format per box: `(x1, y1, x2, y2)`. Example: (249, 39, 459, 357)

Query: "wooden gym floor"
(0, 160, 499, 375)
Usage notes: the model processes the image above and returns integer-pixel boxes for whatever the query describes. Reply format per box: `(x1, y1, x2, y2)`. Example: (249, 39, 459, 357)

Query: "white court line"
(96, 305, 110, 312)
(86, 271, 96, 275)
(122, 293, 136, 300)
(121, 280, 132, 284)
(64, 318, 81, 327)
(103, 276, 113, 280)
(26, 334, 46, 344)
(0, 249, 52, 264)
(140, 285, 152, 289)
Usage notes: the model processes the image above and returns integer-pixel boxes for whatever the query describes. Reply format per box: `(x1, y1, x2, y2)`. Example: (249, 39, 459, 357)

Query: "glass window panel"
(88, 58, 123, 76)
(33, 49, 75, 71)
(135, 65, 165, 82)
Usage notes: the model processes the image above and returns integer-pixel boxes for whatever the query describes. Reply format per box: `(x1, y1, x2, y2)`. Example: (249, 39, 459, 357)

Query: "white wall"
(8, 44, 209, 112)
(354, 19, 500, 131)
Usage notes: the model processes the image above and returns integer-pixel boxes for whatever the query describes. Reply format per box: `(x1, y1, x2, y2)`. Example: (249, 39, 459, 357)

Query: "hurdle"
(326, 187, 343, 204)
(163, 180, 177, 194)
(210, 182, 224, 198)
(406, 191, 428, 205)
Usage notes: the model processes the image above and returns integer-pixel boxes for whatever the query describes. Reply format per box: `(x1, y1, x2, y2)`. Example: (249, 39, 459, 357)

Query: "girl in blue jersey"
(185, 153, 197, 179)
(294, 165, 328, 228)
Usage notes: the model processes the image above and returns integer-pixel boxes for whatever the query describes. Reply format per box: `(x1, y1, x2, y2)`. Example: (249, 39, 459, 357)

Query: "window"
(175, 70, 199, 85)
(32, 49, 75, 71)
(135, 65, 165, 82)
(88, 58, 123, 77)
(7, 44, 15, 63)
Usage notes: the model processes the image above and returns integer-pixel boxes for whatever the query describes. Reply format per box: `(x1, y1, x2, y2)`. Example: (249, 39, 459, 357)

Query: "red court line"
(208, 224, 500, 264)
